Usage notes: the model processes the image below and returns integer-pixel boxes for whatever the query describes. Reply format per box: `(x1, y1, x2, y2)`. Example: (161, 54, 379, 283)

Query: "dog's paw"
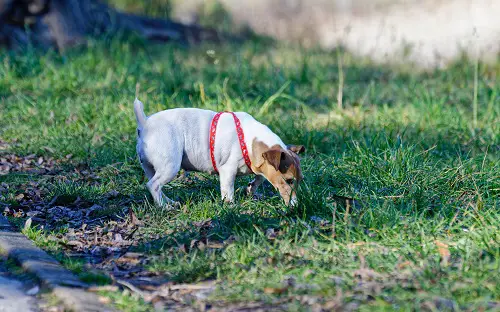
(252, 193, 264, 201)
(160, 201, 181, 211)
(223, 197, 236, 205)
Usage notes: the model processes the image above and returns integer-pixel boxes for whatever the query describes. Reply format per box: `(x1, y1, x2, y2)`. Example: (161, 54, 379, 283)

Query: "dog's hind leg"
(147, 167, 180, 208)
(137, 137, 155, 180)
(141, 124, 183, 208)
(139, 156, 155, 180)
(144, 148, 182, 208)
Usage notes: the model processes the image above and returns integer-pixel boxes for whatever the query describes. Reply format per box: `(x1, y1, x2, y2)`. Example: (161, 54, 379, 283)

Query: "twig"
(116, 279, 147, 299)
(381, 195, 404, 199)
(135, 82, 141, 99)
(169, 283, 215, 291)
(332, 202, 337, 238)
(199, 82, 206, 104)
(337, 49, 344, 110)
(472, 27, 479, 132)
(344, 200, 351, 242)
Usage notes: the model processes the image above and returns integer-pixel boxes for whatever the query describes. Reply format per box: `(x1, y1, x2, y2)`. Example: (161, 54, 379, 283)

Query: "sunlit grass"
(1, 40, 499, 310)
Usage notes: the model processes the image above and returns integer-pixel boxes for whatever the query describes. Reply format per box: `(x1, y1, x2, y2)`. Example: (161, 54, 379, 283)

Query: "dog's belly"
(181, 154, 198, 171)
(180, 151, 213, 173)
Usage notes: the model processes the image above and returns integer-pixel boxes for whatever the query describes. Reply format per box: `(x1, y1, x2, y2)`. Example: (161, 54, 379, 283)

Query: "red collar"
(209, 112, 252, 173)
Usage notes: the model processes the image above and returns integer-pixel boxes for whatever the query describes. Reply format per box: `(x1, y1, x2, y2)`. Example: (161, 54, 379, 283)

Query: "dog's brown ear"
(262, 149, 285, 171)
(287, 145, 305, 154)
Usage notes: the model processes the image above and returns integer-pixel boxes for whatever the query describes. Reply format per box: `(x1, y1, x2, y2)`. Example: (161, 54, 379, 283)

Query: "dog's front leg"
(218, 167, 237, 203)
(247, 175, 264, 199)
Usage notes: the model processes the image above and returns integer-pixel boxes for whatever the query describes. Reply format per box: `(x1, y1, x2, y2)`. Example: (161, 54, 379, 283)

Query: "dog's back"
(134, 102, 216, 174)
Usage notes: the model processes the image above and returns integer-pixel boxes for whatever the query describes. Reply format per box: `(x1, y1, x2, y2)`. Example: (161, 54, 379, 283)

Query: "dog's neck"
(239, 116, 286, 165)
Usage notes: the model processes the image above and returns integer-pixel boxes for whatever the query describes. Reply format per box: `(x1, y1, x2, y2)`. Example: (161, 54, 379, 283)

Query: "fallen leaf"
(66, 240, 84, 248)
(26, 286, 39, 295)
(266, 228, 277, 240)
(264, 286, 288, 295)
(397, 261, 413, 269)
(42, 146, 55, 153)
(106, 190, 119, 198)
(123, 252, 143, 259)
(353, 268, 382, 281)
(26, 211, 42, 218)
(206, 242, 224, 249)
(98, 296, 112, 304)
(193, 219, 212, 228)
(434, 240, 450, 266)
(128, 207, 142, 226)
(190, 239, 198, 249)
(24, 217, 32, 231)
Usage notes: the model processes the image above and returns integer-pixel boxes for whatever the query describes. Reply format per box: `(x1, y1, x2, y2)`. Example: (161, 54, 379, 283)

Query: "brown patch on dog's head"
(251, 140, 305, 206)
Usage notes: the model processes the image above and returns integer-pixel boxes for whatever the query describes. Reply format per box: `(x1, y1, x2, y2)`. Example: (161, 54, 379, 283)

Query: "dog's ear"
(287, 145, 305, 154)
(262, 149, 285, 171)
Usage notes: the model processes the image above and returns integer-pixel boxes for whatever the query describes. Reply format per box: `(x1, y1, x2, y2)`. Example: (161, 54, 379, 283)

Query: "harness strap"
(209, 112, 252, 173)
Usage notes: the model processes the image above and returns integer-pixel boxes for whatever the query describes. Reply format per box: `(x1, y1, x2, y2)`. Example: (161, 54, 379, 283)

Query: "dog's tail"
(134, 98, 147, 129)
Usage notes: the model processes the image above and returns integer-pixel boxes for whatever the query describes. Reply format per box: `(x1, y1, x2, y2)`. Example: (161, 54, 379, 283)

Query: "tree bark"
(0, 0, 221, 51)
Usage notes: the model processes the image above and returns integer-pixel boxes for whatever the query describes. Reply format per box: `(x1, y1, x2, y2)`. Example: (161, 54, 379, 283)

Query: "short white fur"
(134, 98, 291, 206)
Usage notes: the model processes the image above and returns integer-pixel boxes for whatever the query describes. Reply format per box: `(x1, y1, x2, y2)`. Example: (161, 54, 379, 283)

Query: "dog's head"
(251, 140, 305, 206)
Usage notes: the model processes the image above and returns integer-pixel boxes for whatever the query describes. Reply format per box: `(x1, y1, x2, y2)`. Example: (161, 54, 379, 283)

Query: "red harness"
(209, 112, 252, 173)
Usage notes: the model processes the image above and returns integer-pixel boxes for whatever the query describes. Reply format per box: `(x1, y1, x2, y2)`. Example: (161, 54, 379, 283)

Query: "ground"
(0, 40, 499, 311)
(0, 257, 38, 312)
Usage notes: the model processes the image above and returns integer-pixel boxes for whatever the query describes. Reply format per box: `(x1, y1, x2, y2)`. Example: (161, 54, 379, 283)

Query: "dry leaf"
(434, 240, 450, 266)
(42, 146, 55, 153)
(206, 242, 224, 249)
(114, 233, 123, 242)
(24, 217, 32, 231)
(26, 286, 40, 295)
(66, 240, 84, 248)
(98, 296, 112, 304)
(263, 286, 288, 295)
(265, 228, 277, 240)
(128, 207, 142, 226)
(354, 268, 382, 281)
(123, 252, 143, 259)
(396, 261, 413, 269)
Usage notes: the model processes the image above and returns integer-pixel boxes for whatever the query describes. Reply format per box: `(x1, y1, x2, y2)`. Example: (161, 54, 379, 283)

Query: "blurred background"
(112, 0, 500, 68)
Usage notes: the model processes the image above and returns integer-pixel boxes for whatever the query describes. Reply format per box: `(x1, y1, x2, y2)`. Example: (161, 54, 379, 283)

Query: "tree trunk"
(0, 0, 221, 51)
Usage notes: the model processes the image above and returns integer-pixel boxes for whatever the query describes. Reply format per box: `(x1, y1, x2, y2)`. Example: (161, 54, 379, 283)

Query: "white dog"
(134, 98, 304, 207)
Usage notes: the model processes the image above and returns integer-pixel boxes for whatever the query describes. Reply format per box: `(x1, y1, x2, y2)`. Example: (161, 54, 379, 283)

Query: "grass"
(22, 226, 112, 285)
(1, 38, 499, 311)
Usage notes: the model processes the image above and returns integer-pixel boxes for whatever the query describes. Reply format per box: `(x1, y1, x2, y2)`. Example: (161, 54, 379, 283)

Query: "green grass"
(1, 39, 499, 311)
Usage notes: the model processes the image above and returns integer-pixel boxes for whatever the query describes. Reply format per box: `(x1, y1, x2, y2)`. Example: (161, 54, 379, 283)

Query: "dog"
(134, 98, 305, 207)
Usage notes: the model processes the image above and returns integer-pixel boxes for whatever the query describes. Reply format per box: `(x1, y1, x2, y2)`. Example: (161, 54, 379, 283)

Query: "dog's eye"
(286, 179, 294, 185)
